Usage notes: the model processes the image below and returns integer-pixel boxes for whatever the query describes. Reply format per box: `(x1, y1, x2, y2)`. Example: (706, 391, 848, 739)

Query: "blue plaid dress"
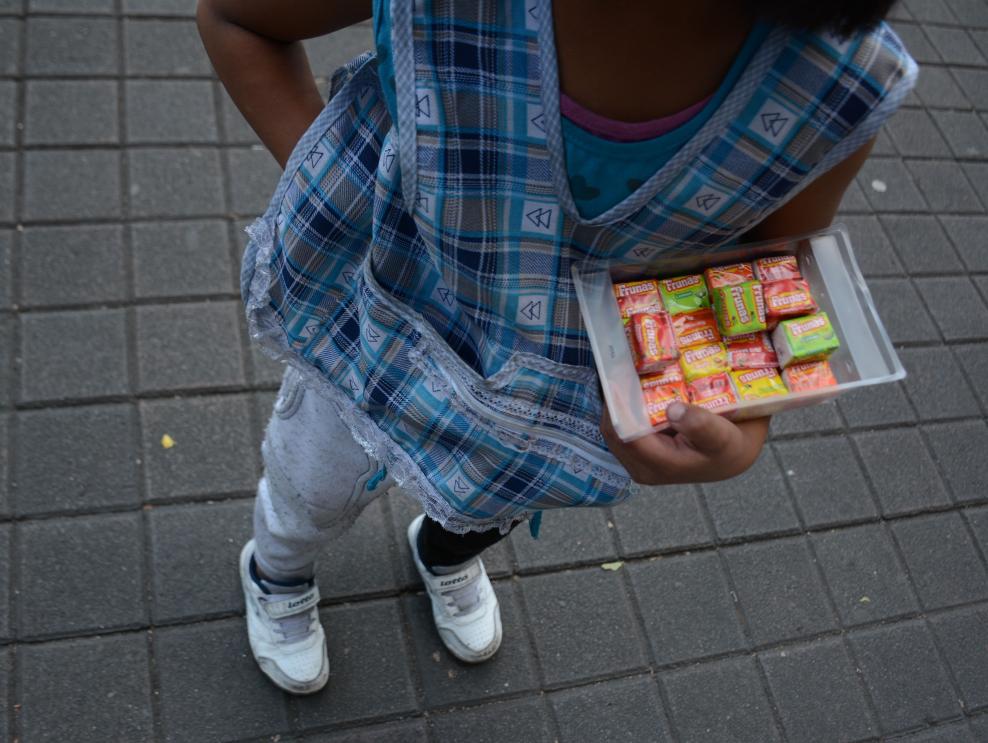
(243, 0, 917, 535)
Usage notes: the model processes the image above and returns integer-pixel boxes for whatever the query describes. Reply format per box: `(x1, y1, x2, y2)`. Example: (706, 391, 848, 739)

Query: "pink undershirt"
(559, 92, 712, 142)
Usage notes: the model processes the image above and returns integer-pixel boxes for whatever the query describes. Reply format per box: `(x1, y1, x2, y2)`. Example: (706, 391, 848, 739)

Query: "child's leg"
(416, 516, 518, 572)
(252, 367, 387, 582)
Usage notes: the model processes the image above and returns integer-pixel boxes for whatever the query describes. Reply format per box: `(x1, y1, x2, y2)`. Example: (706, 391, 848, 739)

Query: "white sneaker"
(239, 540, 329, 694)
(406, 514, 503, 663)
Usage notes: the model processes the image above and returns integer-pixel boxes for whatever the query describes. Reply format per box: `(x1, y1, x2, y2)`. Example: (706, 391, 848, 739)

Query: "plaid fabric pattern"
(243, 1, 916, 534)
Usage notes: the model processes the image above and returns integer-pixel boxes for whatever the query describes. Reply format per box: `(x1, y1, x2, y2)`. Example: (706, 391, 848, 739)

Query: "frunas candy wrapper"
(764, 278, 818, 325)
(673, 309, 721, 348)
(711, 281, 767, 337)
(772, 311, 840, 368)
(613, 279, 662, 319)
(572, 225, 906, 442)
(658, 274, 710, 314)
(630, 311, 678, 373)
(783, 360, 839, 393)
(726, 331, 778, 370)
(754, 255, 801, 282)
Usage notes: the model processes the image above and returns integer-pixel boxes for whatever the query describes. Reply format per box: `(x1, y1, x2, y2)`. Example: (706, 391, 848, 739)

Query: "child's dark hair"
(747, 0, 899, 37)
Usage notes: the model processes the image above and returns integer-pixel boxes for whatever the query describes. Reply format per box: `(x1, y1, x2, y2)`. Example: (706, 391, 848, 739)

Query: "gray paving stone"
(760, 637, 877, 742)
(0, 648, 9, 743)
(0, 230, 10, 309)
(125, 79, 218, 144)
(892, 512, 988, 609)
(0, 81, 15, 147)
(19, 309, 129, 403)
(219, 88, 260, 145)
(904, 0, 956, 22)
(955, 69, 988, 111)
(154, 618, 291, 742)
(925, 420, 988, 503)
(890, 23, 939, 64)
(511, 505, 616, 571)
(858, 158, 929, 212)
(854, 428, 951, 516)
(0, 0, 18, 11)
(0, 18, 20, 75)
(628, 551, 747, 665)
(776, 436, 877, 528)
(0, 153, 12, 223)
(941, 215, 988, 270)
(0, 414, 8, 517)
(20, 224, 128, 307)
(250, 343, 286, 385)
(15, 404, 139, 515)
(0, 314, 12, 408)
(872, 126, 898, 156)
(865, 278, 941, 343)
(227, 147, 282, 216)
(925, 26, 986, 66)
(914, 67, 970, 109)
(886, 109, 952, 158)
(663, 655, 782, 743)
(131, 219, 235, 299)
(838, 382, 917, 428)
(838, 179, 872, 213)
(135, 301, 245, 392)
(971, 505, 988, 555)
(402, 580, 538, 708)
(520, 567, 648, 686)
(955, 343, 988, 409)
(25, 17, 118, 76)
(427, 697, 553, 743)
(916, 277, 988, 340)
(701, 448, 800, 541)
(303, 23, 374, 78)
(899, 347, 979, 420)
(128, 147, 225, 218)
(23, 149, 122, 221)
(961, 161, 988, 208)
(123, 0, 195, 14)
(0, 525, 8, 639)
(849, 620, 961, 734)
(550, 675, 673, 743)
(880, 215, 963, 274)
(947, 0, 988, 25)
(149, 499, 253, 622)
(892, 724, 975, 742)
(313, 496, 402, 601)
(609, 484, 712, 557)
(724, 537, 838, 646)
(304, 720, 428, 743)
(123, 19, 212, 76)
(29, 0, 113, 10)
(141, 394, 258, 501)
(295, 600, 416, 727)
(769, 398, 843, 437)
(907, 159, 983, 213)
(933, 110, 988, 158)
(930, 606, 988, 711)
(812, 523, 919, 626)
(17, 633, 152, 743)
(17, 512, 146, 637)
(24, 80, 118, 145)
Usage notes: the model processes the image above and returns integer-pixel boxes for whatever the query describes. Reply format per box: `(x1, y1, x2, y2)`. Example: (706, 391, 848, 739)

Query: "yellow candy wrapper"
(679, 343, 729, 382)
(730, 367, 788, 400)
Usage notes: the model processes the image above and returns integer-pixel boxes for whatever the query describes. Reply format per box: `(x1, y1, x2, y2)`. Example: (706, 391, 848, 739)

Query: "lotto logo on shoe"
(440, 575, 470, 588)
(287, 594, 315, 610)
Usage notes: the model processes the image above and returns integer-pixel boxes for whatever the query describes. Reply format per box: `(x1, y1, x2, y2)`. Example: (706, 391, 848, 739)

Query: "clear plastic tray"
(572, 225, 906, 442)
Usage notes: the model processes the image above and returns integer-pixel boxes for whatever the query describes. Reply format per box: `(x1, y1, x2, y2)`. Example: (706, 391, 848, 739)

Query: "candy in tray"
(613, 280, 662, 319)
(753, 255, 801, 282)
(630, 311, 678, 374)
(730, 367, 788, 401)
(704, 262, 755, 289)
(711, 281, 767, 337)
(687, 372, 738, 412)
(764, 278, 817, 326)
(772, 311, 840, 368)
(726, 332, 778, 369)
(658, 274, 709, 315)
(679, 342, 729, 382)
(782, 360, 838, 393)
(673, 309, 721, 348)
(640, 368, 688, 427)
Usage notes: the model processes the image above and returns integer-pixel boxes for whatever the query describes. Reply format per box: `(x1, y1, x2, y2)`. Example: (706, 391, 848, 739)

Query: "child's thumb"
(665, 401, 737, 455)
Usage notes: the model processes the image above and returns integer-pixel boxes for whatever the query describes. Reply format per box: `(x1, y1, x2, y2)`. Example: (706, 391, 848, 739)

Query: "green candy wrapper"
(712, 281, 766, 337)
(659, 274, 709, 315)
(772, 312, 840, 368)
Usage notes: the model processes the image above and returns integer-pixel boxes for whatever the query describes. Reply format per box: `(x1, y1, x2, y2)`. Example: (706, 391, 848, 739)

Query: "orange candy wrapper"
(730, 367, 788, 400)
(704, 262, 755, 289)
(630, 311, 678, 374)
(640, 373, 688, 427)
(614, 280, 662, 319)
(673, 309, 722, 349)
(687, 372, 739, 412)
(754, 255, 801, 282)
(782, 360, 838, 393)
(764, 278, 817, 325)
(679, 342, 729, 382)
(726, 331, 778, 369)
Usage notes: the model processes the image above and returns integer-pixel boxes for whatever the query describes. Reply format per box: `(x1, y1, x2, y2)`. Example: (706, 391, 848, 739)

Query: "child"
(197, 0, 915, 694)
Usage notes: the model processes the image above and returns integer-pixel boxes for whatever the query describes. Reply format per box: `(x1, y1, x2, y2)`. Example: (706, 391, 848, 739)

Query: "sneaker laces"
(261, 596, 316, 644)
(439, 566, 484, 616)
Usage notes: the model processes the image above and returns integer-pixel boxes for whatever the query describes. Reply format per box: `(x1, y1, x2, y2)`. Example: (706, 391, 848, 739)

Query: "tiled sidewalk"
(2, 1, 988, 741)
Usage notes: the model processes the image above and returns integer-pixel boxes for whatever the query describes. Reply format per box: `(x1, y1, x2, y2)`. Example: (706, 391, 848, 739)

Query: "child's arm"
(197, 0, 372, 167)
(601, 138, 875, 485)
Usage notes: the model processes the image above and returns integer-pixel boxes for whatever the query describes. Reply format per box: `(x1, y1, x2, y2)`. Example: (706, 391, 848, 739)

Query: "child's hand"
(600, 402, 769, 485)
